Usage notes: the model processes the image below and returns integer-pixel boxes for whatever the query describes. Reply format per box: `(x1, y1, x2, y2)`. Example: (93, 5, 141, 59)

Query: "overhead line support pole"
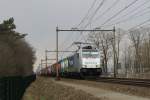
(47, 59, 57, 60)
(41, 59, 45, 69)
(57, 29, 114, 32)
(113, 26, 116, 78)
(45, 50, 48, 69)
(56, 27, 59, 80)
(46, 50, 76, 52)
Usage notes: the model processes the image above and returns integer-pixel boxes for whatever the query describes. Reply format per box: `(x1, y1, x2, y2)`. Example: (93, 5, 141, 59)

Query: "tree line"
(88, 27, 150, 78)
(0, 18, 35, 76)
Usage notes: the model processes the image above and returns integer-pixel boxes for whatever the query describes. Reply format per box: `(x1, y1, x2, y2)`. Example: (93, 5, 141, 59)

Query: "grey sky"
(0, 0, 150, 71)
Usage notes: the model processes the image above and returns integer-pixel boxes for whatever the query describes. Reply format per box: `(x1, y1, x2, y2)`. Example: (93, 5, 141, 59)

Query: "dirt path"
(54, 80, 150, 100)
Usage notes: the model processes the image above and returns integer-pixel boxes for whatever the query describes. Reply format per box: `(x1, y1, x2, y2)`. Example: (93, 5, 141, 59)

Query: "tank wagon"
(51, 46, 102, 78)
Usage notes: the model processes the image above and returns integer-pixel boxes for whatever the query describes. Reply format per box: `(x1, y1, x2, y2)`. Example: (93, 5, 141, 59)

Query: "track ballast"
(95, 77, 150, 87)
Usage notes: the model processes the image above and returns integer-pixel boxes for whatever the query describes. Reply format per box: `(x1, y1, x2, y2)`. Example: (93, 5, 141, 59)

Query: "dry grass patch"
(23, 77, 105, 100)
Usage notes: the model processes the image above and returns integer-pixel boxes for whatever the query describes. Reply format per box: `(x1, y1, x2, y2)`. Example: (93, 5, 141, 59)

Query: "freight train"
(40, 46, 102, 78)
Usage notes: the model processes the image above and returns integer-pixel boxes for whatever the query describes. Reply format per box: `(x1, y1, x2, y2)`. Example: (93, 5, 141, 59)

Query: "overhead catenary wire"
(100, 0, 140, 26)
(77, 0, 98, 27)
(79, 0, 121, 44)
(59, 0, 98, 52)
(60, 0, 106, 56)
(105, 0, 150, 26)
(130, 18, 150, 29)
(80, 0, 147, 55)
(59, 43, 75, 60)
(79, 0, 119, 44)
(83, 0, 106, 29)
(87, 0, 121, 27)
(103, 7, 150, 27)
(59, 0, 144, 60)
(76, 0, 106, 44)
(77, 0, 107, 44)
(60, 0, 140, 54)
(142, 23, 150, 27)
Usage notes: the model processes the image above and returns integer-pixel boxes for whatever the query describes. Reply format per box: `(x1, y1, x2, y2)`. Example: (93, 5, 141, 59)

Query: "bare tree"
(122, 27, 150, 78)
(129, 29, 144, 73)
(139, 27, 150, 72)
(106, 28, 124, 77)
(88, 31, 112, 73)
(123, 44, 135, 77)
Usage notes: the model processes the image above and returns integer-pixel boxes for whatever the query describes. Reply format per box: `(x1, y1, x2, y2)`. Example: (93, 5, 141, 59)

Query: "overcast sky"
(0, 0, 150, 71)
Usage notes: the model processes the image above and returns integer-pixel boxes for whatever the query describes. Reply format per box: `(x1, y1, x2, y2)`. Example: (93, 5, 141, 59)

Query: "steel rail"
(95, 77, 150, 87)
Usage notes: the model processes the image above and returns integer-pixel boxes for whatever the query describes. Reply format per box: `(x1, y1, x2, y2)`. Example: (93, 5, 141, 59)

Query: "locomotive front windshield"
(82, 49, 99, 58)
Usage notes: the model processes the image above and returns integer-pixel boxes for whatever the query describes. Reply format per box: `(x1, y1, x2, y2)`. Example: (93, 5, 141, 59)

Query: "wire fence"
(0, 74, 36, 100)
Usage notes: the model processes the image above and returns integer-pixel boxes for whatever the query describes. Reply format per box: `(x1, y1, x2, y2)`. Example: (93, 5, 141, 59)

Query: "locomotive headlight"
(96, 65, 100, 68)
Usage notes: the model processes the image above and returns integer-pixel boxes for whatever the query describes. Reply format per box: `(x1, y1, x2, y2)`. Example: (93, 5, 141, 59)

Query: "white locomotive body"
(50, 46, 102, 77)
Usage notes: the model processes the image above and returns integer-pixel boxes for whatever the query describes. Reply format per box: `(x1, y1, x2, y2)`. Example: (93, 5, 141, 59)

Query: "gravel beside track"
(97, 77, 150, 87)
(56, 80, 150, 100)
(60, 78, 150, 98)
(23, 77, 103, 100)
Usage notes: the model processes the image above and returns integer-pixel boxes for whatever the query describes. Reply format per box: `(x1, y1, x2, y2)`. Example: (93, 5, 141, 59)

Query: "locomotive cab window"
(82, 49, 99, 58)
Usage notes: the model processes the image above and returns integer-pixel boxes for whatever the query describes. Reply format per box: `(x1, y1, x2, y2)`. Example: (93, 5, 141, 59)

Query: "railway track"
(95, 77, 150, 87)
(47, 76, 150, 87)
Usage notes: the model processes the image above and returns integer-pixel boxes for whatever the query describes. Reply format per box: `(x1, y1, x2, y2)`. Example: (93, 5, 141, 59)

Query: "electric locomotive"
(51, 46, 102, 78)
